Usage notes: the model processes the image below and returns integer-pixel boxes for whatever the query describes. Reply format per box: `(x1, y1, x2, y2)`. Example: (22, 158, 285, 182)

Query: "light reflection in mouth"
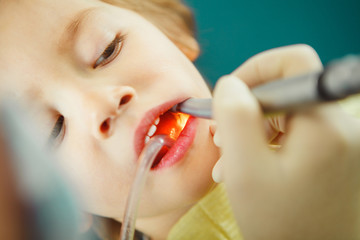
(144, 110, 190, 169)
(135, 98, 198, 171)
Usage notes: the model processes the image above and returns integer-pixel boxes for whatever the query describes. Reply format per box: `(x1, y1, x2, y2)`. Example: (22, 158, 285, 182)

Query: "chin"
(136, 119, 219, 218)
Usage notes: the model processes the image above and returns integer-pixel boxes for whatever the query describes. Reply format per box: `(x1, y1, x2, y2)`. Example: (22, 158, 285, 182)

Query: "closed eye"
(93, 35, 124, 68)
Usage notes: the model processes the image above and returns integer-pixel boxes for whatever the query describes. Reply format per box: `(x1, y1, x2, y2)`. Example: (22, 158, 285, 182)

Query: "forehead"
(0, 0, 91, 55)
(0, 1, 59, 90)
(0, 0, 102, 94)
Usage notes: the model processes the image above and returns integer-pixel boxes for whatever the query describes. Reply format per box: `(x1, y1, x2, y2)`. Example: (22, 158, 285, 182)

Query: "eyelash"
(49, 115, 65, 145)
(93, 35, 124, 69)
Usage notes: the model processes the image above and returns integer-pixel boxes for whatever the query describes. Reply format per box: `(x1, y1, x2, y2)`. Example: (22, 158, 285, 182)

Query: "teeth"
(147, 125, 157, 137)
(144, 117, 161, 144)
(154, 117, 160, 125)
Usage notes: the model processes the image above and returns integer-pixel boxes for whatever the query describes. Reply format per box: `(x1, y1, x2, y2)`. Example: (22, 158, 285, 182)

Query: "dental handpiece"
(172, 55, 360, 118)
(120, 135, 175, 240)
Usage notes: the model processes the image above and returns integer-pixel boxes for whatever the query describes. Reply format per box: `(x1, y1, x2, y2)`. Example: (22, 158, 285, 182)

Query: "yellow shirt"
(340, 94, 360, 118)
(168, 184, 243, 240)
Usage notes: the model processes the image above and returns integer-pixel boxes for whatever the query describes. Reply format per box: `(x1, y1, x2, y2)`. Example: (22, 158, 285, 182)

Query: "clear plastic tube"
(119, 135, 175, 240)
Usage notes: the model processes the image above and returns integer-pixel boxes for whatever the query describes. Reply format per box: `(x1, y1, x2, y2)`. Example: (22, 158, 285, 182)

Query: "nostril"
(119, 94, 132, 108)
(100, 118, 111, 133)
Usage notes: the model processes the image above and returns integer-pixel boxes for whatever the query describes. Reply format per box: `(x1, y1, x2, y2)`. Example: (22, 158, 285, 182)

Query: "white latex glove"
(212, 45, 360, 240)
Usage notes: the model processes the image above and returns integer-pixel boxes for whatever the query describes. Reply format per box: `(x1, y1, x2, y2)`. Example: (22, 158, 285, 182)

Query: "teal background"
(184, 0, 360, 87)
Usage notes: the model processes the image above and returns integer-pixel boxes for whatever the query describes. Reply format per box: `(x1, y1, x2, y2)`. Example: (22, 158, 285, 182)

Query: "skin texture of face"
(0, 0, 219, 237)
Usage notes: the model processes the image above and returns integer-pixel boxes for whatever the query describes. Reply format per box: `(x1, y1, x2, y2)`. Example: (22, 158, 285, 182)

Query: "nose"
(88, 86, 136, 139)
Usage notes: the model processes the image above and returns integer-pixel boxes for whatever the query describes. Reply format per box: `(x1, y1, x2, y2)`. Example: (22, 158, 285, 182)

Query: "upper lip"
(134, 97, 188, 158)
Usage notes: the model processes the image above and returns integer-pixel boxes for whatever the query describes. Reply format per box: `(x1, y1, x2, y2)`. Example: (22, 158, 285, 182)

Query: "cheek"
(55, 142, 133, 217)
(182, 121, 219, 195)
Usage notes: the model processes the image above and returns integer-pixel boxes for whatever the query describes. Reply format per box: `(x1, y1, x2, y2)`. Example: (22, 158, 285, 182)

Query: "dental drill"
(172, 55, 360, 118)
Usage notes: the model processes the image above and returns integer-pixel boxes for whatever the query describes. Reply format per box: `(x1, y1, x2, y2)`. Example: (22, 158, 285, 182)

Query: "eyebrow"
(59, 7, 99, 51)
(66, 7, 99, 39)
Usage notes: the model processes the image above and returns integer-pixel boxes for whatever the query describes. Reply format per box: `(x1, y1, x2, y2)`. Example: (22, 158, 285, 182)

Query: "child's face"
(0, 0, 218, 222)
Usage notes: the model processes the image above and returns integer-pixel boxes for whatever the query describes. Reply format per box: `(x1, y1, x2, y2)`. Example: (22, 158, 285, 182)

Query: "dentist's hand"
(213, 45, 360, 240)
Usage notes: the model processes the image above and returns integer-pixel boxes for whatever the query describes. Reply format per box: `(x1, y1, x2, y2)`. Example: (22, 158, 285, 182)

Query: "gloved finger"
(212, 157, 224, 183)
(213, 130, 221, 147)
(282, 104, 359, 167)
(232, 45, 323, 87)
(264, 115, 287, 143)
(213, 75, 271, 176)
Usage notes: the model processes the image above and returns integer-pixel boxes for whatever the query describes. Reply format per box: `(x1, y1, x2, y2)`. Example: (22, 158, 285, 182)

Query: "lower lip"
(151, 117, 198, 171)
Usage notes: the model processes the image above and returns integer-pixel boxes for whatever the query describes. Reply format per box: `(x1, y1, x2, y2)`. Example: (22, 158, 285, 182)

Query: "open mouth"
(135, 99, 198, 171)
(144, 110, 190, 169)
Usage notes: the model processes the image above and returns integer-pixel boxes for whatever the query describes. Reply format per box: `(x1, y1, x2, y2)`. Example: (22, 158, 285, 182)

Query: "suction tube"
(120, 135, 175, 240)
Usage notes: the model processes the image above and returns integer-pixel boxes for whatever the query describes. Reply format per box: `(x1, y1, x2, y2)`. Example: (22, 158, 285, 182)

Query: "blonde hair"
(101, 0, 199, 59)
(90, 1, 198, 239)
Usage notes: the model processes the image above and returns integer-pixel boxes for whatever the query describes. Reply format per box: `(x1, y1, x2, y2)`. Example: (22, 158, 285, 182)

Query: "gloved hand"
(212, 45, 360, 240)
